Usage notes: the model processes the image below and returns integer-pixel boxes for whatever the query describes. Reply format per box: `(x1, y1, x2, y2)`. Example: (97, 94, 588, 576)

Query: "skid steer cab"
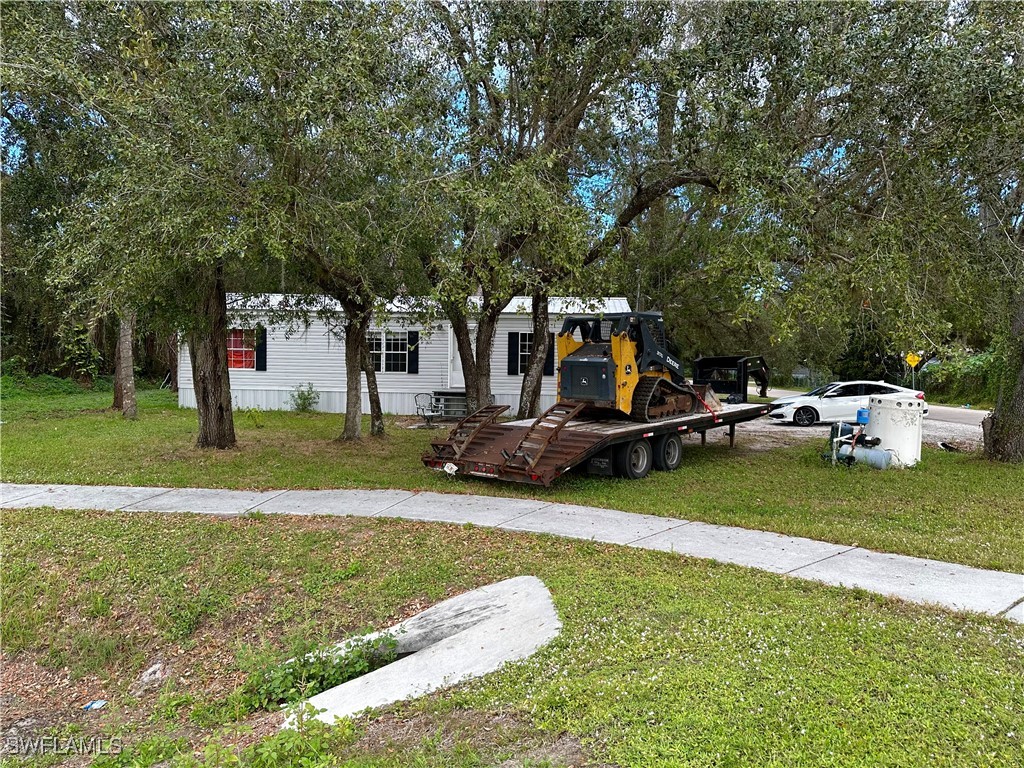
(556, 312, 699, 421)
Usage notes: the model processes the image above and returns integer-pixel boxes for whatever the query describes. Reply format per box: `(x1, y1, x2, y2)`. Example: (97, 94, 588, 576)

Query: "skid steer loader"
(556, 312, 748, 421)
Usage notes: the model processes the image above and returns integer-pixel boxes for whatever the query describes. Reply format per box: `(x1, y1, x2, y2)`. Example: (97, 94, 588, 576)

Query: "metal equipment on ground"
(827, 394, 926, 469)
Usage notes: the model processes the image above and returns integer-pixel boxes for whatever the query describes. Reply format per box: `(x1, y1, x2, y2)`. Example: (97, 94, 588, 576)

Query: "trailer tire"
(653, 433, 683, 471)
(615, 438, 653, 479)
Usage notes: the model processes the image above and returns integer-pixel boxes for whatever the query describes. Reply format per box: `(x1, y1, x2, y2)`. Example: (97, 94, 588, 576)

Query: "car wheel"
(615, 438, 653, 479)
(653, 433, 683, 471)
(793, 406, 817, 427)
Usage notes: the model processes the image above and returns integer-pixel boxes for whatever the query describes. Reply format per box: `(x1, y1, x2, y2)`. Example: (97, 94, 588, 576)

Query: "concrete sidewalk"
(3, 483, 1022, 623)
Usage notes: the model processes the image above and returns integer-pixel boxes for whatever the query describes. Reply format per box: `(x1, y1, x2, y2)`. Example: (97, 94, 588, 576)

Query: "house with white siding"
(177, 294, 630, 415)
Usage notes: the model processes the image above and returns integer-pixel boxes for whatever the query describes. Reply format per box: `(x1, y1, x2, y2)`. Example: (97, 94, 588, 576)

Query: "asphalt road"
(753, 387, 988, 426)
(923, 403, 988, 426)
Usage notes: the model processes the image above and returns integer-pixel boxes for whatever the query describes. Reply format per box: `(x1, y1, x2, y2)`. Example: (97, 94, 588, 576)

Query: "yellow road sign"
(905, 352, 922, 368)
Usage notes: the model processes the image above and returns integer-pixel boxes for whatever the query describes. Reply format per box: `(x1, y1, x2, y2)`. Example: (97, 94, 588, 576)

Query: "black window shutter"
(544, 332, 555, 376)
(407, 330, 419, 374)
(507, 332, 519, 375)
(255, 328, 267, 371)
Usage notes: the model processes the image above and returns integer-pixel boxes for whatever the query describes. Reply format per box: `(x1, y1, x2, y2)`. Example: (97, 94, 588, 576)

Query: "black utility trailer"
(422, 400, 769, 487)
(693, 355, 770, 402)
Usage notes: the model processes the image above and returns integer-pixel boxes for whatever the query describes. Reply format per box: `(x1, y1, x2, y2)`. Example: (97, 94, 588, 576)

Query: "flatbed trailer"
(422, 400, 770, 487)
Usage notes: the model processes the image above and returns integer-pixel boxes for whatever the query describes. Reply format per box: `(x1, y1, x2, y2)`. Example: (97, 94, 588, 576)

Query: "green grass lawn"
(2, 384, 1022, 571)
(2, 509, 1021, 768)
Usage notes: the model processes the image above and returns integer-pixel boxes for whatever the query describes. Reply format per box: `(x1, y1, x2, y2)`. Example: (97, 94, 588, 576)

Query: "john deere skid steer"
(557, 312, 728, 421)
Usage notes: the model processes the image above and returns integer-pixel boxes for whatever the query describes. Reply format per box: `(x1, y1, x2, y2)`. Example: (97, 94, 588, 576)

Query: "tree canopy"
(3, 0, 1021, 459)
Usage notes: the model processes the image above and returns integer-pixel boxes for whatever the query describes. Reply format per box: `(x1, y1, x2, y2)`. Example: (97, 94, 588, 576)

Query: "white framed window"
(227, 328, 256, 370)
(384, 330, 408, 372)
(519, 332, 533, 375)
(366, 330, 409, 373)
(367, 332, 383, 372)
(508, 330, 553, 376)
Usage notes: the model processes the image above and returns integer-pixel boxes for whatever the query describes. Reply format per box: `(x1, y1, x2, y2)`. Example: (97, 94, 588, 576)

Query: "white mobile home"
(177, 295, 630, 415)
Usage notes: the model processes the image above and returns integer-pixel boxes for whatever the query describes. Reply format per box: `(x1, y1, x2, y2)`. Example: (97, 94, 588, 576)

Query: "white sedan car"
(768, 380, 927, 426)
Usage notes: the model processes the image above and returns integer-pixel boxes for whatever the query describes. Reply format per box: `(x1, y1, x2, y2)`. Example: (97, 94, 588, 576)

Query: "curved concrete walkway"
(3, 482, 1022, 623)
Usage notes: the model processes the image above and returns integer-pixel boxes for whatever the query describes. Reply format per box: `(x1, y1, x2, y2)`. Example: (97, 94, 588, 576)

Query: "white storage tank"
(866, 395, 925, 467)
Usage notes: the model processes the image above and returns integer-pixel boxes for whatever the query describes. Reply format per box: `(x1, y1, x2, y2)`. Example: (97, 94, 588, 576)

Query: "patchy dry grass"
(1, 509, 1022, 767)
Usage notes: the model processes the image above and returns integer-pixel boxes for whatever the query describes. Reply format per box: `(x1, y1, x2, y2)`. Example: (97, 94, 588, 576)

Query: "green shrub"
(0, 355, 29, 379)
(182, 704, 357, 768)
(192, 634, 398, 726)
(288, 383, 321, 413)
(918, 346, 1007, 405)
(240, 634, 397, 712)
(239, 405, 265, 429)
(242, 704, 357, 768)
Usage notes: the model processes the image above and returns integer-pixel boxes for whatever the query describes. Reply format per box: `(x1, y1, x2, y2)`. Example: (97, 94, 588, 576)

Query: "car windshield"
(805, 382, 839, 397)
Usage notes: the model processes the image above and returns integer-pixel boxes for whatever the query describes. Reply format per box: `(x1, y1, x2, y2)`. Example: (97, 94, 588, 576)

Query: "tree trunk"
(983, 292, 1024, 463)
(189, 265, 236, 449)
(166, 333, 179, 392)
(115, 310, 138, 419)
(449, 310, 480, 411)
(362, 345, 385, 437)
(517, 290, 550, 419)
(471, 303, 502, 412)
(112, 322, 123, 411)
(340, 311, 369, 441)
(446, 298, 506, 414)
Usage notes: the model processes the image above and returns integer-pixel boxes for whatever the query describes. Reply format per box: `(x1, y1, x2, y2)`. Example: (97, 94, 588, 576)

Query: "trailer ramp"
(503, 401, 586, 471)
(424, 401, 770, 486)
(430, 404, 509, 459)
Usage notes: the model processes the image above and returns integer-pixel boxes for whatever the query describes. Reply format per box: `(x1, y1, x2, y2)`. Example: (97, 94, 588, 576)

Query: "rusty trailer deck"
(422, 401, 770, 486)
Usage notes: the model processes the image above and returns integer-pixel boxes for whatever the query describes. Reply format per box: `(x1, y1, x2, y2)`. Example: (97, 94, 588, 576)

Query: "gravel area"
(921, 418, 985, 447)
(698, 415, 983, 451)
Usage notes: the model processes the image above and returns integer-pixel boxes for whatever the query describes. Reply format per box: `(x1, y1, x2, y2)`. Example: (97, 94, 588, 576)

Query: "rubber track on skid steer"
(630, 377, 698, 422)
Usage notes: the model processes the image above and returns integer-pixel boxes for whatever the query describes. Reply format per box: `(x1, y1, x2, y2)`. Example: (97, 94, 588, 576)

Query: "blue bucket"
(856, 408, 871, 425)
